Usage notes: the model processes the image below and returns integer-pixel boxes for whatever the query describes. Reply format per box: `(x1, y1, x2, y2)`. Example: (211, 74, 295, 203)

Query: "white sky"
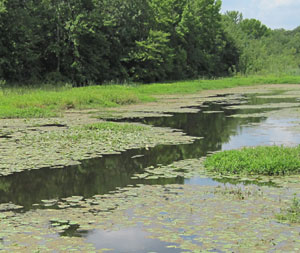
(221, 0, 300, 30)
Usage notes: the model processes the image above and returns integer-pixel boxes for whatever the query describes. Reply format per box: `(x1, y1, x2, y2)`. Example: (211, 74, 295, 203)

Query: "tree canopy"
(0, 1, 299, 85)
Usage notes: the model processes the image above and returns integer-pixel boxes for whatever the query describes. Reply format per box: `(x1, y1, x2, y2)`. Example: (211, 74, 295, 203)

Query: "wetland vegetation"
(1, 86, 300, 251)
(0, 75, 299, 119)
(1, 0, 300, 252)
(277, 195, 300, 224)
(204, 145, 300, 176)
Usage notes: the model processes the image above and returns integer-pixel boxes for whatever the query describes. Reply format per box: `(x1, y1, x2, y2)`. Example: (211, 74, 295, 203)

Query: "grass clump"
(204, 145, 300, 176)
(276, 195, 300, 223)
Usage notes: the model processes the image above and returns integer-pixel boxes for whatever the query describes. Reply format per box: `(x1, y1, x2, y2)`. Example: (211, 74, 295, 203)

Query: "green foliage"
(276, 195, 300, 223)
(222, 11, 300, 76)
(204, 145, 300, 176)
(0, 0, 240, 85)
(1, 1, 300, 84)
(0, 0, 6, 13)
(0, 75, 300, 118)
(129, 30, 174, 82)
(240, 18, 271, 39)
(178, 0, 229, 76)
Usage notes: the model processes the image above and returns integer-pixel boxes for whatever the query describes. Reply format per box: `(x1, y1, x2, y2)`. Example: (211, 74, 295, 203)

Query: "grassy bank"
(1, 75, 300, 118)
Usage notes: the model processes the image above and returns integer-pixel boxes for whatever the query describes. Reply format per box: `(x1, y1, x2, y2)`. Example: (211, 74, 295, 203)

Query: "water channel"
(1, 91, 300, 252)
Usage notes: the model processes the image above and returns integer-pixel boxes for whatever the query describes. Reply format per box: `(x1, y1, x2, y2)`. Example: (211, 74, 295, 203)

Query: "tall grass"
(0, 75, 299, 119)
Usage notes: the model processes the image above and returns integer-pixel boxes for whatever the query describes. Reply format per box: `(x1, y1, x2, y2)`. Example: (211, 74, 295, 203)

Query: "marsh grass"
(1, 75, 300, 118)
(82, 122, 146, 132)
(204, 145, 300, 176)
(213, 186, 264, 200)
(276, 195, 300, 223)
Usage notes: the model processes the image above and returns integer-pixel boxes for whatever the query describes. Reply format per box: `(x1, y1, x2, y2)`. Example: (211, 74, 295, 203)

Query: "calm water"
(1, 94, 300, 209)
(1, 92, 300, 251)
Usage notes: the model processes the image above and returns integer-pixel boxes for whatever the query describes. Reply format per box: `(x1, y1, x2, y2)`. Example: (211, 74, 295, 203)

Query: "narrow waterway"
(1, 91, 300, 252)
(0, 92, 299, 210)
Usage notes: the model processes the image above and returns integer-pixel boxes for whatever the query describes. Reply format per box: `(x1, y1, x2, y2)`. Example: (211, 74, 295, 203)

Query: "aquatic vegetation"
(213, 185, 264, 200)
(0, 184, 299, 252)
(82, 122, 147, 132)
(0, 121, 197, 176)
(276, 195, 300, 223)
(225, 102, 300, 110)
(204, 145, 300, 176)
(1, 86, 300, 252)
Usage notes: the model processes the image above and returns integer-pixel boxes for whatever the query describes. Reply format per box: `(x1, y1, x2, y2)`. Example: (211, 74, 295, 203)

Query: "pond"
(1, 90, 300, 252)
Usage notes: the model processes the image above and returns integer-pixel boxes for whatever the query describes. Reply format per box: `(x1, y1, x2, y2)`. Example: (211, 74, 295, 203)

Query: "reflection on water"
(222, 118, 300, 150)
(184, 177, 222, 186)
(0, 93, 299, 211)
(1, 92, 300, 252)
(85, 227, 184, 253)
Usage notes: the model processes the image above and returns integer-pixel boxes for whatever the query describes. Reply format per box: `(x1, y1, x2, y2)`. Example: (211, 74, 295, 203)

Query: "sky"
(221, 0, 300, 30)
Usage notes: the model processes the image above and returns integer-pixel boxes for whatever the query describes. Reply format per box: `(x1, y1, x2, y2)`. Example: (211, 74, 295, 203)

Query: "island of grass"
(204, 145, 300, 224)
(204, 145, 300, 176)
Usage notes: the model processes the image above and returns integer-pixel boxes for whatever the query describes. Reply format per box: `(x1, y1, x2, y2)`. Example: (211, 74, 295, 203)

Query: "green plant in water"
(276, 195, 300, 223)
(83, 122, 146, 132)
(204, 145, 300, 176)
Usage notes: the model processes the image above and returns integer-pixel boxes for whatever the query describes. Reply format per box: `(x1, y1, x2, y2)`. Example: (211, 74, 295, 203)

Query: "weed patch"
(204, 145, 300, 176)
(276, 195, 300, 223)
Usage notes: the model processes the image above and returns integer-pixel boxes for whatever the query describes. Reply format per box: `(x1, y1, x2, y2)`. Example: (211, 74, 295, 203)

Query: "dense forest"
(0, 0, 299, 85)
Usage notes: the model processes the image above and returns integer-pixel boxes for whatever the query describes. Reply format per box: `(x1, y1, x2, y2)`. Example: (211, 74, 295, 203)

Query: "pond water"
(1, 91, 300, 251)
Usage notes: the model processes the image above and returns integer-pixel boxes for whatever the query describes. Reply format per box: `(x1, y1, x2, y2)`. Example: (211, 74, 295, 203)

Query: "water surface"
(1, 92, 300, 251)
(0, 93, 299, 210)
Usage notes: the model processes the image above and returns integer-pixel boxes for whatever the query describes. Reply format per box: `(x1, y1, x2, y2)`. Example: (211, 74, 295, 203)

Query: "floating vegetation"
(224, 102, 300, 110)
(202, 111, 224, 114)
(276, 195, 300, 224)
(0, 129, 12, 139)
(213, 185, 264, 200)
(256, 94, 300, 99)
(0, 183, 299, 252)
(227, 112, 267, 118)
(131, 158, 206, 180)
(97, 110, 173, 120)
(0, 121, 198, 176)
(129, 157, 300, 189)
(0, 203, 23, 212)
(1, 86, 300, 251)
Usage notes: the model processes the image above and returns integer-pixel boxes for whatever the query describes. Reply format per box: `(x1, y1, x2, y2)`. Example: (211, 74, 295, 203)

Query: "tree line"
(223, 11, 300, 76)
(0, 0, 299, 86)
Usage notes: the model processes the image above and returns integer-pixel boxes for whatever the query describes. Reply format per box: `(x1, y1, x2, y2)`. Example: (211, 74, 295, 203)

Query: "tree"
(128, 30, 174, 82)
(240, 18, 271, 39)
(178, 0, 227, 77)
